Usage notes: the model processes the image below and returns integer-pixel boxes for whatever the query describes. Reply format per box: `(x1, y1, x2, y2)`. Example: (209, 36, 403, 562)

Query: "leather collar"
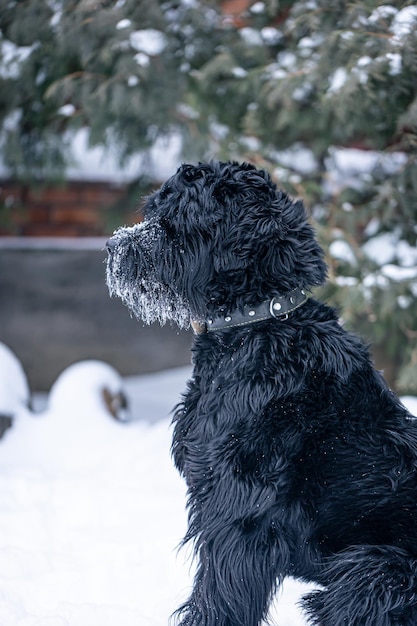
(191, 287, 308, 335)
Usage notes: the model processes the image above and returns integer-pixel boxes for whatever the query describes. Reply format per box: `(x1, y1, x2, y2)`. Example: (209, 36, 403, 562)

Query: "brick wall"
(221, 0, 251, 26)
(0, 180, 138, 237)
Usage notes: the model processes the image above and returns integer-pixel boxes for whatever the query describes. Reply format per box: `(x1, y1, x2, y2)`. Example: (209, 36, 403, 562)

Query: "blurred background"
(0, 0, 416, 393)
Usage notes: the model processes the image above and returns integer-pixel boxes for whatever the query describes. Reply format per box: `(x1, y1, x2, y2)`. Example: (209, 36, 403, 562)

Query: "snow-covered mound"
(0, 342, 30, 417)
(0, 365, 192, 625)
(48, 359, 129, 422)
(0, 358, 414, 625)
(0, 362, 315, 625)
(0, 360, 133, 473)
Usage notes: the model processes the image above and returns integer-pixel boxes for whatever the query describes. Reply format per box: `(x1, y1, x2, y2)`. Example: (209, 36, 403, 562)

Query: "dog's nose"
(106, 236, 117, 254)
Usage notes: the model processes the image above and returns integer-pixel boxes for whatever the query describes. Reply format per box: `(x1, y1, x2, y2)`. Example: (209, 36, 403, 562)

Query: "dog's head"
(106, 161, 327, 328)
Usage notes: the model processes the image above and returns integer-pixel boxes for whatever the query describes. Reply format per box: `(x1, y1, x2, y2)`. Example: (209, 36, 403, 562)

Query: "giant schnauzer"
(106, 161, 417, 625)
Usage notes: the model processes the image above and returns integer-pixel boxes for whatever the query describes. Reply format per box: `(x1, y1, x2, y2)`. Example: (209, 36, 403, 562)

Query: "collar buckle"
(190, 319, 207, 335)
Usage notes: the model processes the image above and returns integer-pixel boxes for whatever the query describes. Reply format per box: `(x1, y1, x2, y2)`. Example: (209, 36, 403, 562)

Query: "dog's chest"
(174, 335, 326, 519)
(179, 382, 306, 501)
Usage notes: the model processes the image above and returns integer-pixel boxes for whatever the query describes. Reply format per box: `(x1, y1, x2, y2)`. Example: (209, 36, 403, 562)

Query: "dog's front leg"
(174, 514, 289, 626)
(301, 544, 417, 625)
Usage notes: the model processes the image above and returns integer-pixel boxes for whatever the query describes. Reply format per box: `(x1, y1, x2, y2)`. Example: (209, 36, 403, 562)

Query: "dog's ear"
(256, 195, 327, 290)
(213, 191, 327, 292)
(211, 166, 279, 274)
(264, 196, 328, 290)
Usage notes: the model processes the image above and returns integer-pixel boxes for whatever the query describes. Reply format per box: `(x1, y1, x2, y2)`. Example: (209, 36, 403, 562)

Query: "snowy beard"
(106, 220, 191, 329)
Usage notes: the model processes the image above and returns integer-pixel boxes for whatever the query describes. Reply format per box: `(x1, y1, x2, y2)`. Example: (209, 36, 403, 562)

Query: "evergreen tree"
(187, 0, 417, 393)
(0, 0, 416, 391)
(0, 0, 225, 178)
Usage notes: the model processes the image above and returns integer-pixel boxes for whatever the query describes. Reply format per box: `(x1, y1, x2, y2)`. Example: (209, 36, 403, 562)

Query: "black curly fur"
(106, 161, 417, 625)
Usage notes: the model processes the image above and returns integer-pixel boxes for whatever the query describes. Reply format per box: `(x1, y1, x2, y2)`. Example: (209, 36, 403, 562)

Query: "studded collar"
(191, 287, 308, 335)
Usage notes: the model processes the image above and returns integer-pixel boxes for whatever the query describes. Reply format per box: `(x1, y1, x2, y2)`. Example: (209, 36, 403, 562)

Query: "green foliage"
(0, 0, 225, 176)
(1, 0, 416, 391)
(192, 0, 417, 393)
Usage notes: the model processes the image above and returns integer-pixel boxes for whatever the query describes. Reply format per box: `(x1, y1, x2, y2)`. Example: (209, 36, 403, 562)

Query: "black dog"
(106, 161, 417, 625)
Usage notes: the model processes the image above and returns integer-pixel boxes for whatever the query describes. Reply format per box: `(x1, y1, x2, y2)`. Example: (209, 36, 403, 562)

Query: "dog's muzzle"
(105, 222, 192, 329)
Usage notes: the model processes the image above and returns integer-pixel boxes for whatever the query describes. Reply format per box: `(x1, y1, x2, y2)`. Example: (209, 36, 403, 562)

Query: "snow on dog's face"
(106, 217, 191, 327)
(106, 161, 327, 328)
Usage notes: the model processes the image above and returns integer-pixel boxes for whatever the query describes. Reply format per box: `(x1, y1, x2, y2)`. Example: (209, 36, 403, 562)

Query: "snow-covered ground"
(0, 343, 416, 626)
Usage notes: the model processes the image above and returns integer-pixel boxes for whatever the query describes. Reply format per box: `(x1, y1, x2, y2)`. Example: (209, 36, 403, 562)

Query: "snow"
(240, 27, 264, 46)
(107, 221, 192, 329)
(329, 239, 357, 266)
(0, 122, 182, 184)
(0, 345, 322, 625)
(352, 56, 372, 85)
(298, 36, 321, 50)
(64, 128, 141, 183)
(261, 27, 283, 46)
(363, 230, 417, 269)
(1, 339, 416, 626)
(0, 39, 36, 80)
(381, 264, 417, 282)
(324, 147, 407, 195)
(368, 5, 398, 25)
(328, 67, 348, 92)
(133, 52, 150, 68)
(57, 104, 76, 117)
(0, 344, 30, 417)
(277, 51, 297, 71)
(272, 143, 318, 176)
(2, 109, 22, 133)
(250, 2, 265, 14)
(231, 67, 248, 79)
(128, 75, 140, 86)
(0, 344, 416, 625)
(362, 231, 398, 266)
(116, 19, 132, 30)
(64, 128, 182, 183)
(292, 83, 313, 103)
(385, 52, 402, 76)
(362, 271, 389, 290)
(396, 240, 417, 267)
(129, 30, 167, 56)
(402, 396, 417, 416)
(390, 6, 417, 42)
(335, 276, 359, 287)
